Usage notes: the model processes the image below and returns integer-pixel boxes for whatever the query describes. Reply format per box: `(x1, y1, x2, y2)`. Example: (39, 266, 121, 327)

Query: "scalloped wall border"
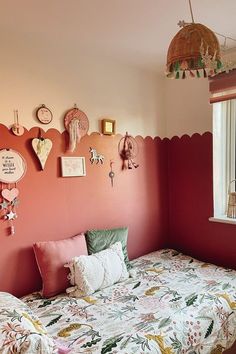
(0, 123, 212, 142)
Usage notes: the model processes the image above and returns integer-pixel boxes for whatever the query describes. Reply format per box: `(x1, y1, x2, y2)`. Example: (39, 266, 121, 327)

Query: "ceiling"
(1, 0, 236, 72)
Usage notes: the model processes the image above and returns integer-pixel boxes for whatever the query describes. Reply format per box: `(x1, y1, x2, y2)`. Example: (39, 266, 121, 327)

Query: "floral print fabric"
(22, 249, 236, 354)
(0, 292, 55, 353)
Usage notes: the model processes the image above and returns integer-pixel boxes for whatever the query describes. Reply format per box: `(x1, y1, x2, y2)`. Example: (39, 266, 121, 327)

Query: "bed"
(19, 249, 236, 354)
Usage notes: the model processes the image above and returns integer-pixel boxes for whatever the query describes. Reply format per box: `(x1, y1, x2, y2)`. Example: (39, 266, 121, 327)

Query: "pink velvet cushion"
(33, 234, 88, 298)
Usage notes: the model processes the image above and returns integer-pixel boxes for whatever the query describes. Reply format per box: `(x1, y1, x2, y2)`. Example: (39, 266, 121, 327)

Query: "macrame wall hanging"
(64, 105, 89, 152)
(0, 149, 27, 235)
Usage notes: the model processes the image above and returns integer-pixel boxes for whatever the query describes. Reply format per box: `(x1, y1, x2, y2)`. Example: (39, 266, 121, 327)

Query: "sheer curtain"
(213, 99, 236, 216)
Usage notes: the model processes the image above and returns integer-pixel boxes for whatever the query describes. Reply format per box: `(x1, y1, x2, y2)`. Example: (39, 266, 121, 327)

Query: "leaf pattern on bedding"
(21, 249, 236, 354)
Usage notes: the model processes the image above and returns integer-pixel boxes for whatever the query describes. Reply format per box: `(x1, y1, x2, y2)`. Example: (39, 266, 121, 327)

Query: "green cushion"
(86, 227, 131, 269)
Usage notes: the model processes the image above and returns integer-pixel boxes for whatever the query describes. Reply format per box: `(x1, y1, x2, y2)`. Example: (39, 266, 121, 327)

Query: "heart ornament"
(2, 188, 19, 202)
(32, 138, 53, 170)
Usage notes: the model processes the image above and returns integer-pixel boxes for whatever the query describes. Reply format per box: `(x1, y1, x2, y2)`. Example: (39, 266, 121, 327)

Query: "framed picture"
(61, 157, 86, 177)
(102, 119, 116, 135)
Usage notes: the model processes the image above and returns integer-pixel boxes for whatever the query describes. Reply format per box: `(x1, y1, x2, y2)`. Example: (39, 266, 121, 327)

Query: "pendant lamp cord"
(189, 0, 195, 23)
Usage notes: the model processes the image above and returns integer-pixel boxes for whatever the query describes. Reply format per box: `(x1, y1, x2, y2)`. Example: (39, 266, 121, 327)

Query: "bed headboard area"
(0, 124, 168, 297)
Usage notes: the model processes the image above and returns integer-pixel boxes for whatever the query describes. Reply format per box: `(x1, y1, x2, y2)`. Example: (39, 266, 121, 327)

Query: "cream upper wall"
(2, 30, 234, 140)
(0, 31, 166, 138)
(164, 77, 213, 139)
(164, 50, 236, 139)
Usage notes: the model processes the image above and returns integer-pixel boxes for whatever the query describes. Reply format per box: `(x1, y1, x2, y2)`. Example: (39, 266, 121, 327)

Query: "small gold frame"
(102, 119, 116, 135)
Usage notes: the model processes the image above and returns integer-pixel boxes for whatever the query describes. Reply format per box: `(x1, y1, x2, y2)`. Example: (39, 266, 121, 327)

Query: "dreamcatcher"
(0, 149, 27, 235)
(118, 132, 139, 170)
(64, 105, 89, 152)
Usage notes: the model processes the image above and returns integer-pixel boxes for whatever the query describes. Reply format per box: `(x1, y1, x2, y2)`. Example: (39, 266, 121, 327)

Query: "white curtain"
(213, 99, 236, 216)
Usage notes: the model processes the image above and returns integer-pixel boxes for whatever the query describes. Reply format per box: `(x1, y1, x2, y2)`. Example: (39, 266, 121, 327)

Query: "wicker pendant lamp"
(166, 0, 223, 79)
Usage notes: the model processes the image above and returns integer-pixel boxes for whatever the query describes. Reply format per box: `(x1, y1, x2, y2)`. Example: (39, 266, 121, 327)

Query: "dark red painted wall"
(0, 124, 168, 297)
(168, 132, 236, 270)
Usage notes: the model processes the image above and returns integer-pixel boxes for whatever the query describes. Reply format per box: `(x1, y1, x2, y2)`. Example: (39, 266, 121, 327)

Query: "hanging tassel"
(197, 57, 203, 68)
(174, 61, 180, 72)
(166, 71, 175, 79)
(68, 118, 81, 152)
(203, 69, 207, 78)
(189, 70, 195, 78)
(217, 60, 223, 69)
(175, 71, 180, 79)
(196, 70, 201, 78)
(182, 71, 186, 79)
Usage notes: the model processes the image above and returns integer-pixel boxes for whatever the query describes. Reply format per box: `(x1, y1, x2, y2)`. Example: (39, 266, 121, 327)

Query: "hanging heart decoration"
(2, 188, 19, 202)
(32, 138, 53, 170)
(0, 149, 26, 236)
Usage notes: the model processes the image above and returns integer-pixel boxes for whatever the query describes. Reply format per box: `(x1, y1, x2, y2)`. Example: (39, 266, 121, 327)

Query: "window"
(210, 70, 236, 222)
(213, 99, 236, 217)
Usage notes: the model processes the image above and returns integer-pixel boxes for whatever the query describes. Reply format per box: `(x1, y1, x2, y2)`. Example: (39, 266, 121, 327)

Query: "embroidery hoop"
(64, 106, 89, 138)
(64, 105, 89, 152)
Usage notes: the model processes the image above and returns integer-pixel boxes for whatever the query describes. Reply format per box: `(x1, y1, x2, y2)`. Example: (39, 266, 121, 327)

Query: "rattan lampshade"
(166, 23, 223, 79)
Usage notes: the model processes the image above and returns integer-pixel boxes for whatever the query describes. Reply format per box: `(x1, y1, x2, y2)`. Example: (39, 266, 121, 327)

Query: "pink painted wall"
(167, 132, 236, 270)
(0, 124, 168, 297)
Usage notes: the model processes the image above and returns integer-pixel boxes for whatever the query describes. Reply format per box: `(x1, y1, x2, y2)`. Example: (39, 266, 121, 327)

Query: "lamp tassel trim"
(166, 22, 224, 79)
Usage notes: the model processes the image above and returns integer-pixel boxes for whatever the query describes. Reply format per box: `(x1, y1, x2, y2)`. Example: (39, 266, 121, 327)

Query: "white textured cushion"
(0, 292, 55, 354)
(65, 241, 129, 297)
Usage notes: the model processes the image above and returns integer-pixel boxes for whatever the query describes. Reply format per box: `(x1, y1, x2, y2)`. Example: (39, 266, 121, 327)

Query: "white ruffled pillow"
(65, 241, 129, 297)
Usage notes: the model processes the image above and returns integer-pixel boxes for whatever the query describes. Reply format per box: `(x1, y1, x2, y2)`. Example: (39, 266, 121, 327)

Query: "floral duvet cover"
(22, 249, 236, 354)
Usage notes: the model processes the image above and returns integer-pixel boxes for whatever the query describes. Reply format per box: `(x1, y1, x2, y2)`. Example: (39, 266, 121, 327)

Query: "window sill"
(209, 216, 236, 225)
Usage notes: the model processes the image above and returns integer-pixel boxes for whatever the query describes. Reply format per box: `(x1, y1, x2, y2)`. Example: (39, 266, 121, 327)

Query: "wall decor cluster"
(0, 149, 27, 235)
(31, 130, 53, 170)
(64, 105, 89, 152)
(61, 157, 86, 177)
(89, 147, 105, 165)
(11, 110, 24, 137)
(118, 132, 139, 170)
(36, 104, 53, 124)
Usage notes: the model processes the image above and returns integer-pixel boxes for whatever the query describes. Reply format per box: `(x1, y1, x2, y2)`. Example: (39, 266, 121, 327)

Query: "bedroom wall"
(165, 77, 236, 270)
(0, 125, 168, 297)
(0, 31, 168, 297)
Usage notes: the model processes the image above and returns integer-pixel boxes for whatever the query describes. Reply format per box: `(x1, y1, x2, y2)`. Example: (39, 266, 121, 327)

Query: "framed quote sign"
(0, 149, 26, 183)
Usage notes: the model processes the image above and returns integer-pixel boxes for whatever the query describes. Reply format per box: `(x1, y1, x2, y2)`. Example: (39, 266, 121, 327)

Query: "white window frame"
(210, 98, 236, 224)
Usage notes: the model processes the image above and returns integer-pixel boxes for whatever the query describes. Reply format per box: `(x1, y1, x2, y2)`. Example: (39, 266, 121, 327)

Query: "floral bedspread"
(22, 249, 236, 354)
